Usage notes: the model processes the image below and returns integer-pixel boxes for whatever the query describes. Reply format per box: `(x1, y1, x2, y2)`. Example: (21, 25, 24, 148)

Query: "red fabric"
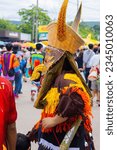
(28, 68, 33, 76)
(34, 60, 40, 68)
(0, 77, 17, 149)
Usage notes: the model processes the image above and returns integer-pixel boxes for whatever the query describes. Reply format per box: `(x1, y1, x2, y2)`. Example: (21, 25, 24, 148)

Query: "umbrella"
(22, 42, 36, 49)
(41, 41, 48, 46)
(0, 41, 5, 46)
(21, 43, 30, 48)
(28, 42, 36, 49)
(12, 42, 22, 46)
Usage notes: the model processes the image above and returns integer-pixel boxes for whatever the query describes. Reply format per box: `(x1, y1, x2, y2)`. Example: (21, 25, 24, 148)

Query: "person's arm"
(0, 54, 3, 75)
(6, 83, 17, 150)
(6, 122, 17, 150)
(12, 55, 20, 73)
(42, 115, 68, 129)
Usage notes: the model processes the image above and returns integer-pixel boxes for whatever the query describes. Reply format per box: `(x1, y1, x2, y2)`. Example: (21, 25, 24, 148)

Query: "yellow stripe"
(3, 145, 7, 150)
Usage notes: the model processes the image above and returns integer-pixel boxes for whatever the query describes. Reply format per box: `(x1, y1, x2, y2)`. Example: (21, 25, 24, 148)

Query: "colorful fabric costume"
(30, 52, 44, 70)
(34, 0, 94, 149)
(0, 52, 20, 81)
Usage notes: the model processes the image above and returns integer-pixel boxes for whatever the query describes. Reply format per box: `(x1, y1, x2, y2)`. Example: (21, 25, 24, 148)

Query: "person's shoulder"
(92, 51, 95, 55)
(11, 53, 16, 56)
(37, 51, 43, 55)
(36, 52, 44, 58)
(31, 52, 37, 56)
(83, 49, 89, 54)
(0, 77, 12, 88)
(83, 49, 88, 52)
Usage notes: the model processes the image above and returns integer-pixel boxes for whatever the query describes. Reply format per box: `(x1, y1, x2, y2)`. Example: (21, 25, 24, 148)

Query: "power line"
(52, 0, 99, 12)
(37, 0, 99, 21)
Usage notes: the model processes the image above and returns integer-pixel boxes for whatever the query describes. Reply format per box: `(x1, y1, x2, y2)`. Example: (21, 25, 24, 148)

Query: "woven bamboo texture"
(48, 22, 85, 54)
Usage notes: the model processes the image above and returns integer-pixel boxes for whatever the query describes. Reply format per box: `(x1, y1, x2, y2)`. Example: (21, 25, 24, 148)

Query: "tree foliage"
(79, 22, 100, 40)
(18, 5, 51, 34)
(0, 19, 18, 31)
(68, 21, 100, 40)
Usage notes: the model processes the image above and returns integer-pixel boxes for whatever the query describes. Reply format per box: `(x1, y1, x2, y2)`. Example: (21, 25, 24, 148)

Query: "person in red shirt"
(0, 77, 17, 150)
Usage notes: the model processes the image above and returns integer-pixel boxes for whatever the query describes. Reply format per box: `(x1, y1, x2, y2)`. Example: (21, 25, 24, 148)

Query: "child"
(30, 64, 46, 101)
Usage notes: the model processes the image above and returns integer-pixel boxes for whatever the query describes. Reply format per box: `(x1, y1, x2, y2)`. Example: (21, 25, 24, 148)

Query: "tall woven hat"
(47, 0, 84, 54)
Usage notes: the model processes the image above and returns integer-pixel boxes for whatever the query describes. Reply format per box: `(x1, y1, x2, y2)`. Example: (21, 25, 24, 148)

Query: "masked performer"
(34, 0, 95, 149)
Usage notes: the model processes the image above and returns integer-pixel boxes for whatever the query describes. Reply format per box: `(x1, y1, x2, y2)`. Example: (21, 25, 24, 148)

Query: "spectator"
(0, 43, 20, 84)
(13, 48, 23, 98)
(89, 48, 100, 106)
(0, 77, 17, 150)
(75, 48, 86, 81)
(29, 43, 44, 72)
(23, 48, 30, 80)
(29, 43, 44, 101)
(83, 43, 95, 89)
(12, 45, 19, 54)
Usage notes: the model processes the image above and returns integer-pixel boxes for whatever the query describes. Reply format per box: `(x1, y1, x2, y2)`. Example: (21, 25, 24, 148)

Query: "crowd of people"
(0, 42, 45, 98)
(0, 0, 100, 149)
(0, 42, 45, 150)
(75, 43, 100, 106)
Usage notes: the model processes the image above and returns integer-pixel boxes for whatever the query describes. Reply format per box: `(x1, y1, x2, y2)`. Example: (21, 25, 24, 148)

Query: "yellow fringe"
(31, 64, 47, 81)
(62, 86, 92, 132)
(40, 73, 92, 133)
(43, 88, 60, 114)
(64, 73, 87, 93)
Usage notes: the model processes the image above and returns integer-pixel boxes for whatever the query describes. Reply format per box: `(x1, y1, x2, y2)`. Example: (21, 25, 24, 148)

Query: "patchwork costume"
(34, 0, 95, 149)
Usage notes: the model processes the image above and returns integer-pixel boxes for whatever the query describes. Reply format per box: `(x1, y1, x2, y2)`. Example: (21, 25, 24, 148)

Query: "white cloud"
(0, 0, 100, 21)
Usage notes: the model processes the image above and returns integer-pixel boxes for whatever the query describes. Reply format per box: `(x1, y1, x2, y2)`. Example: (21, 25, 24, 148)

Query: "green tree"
(79, 22, 100, 40)
(0, 19, 18, 31)
(67, 21, 100, 41)
(93, 25, 100, 40)
(18, 5, 51, 34)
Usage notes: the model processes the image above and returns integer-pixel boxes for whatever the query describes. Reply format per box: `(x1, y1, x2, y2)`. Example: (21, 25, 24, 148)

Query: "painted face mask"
(44, 46, 65, 71)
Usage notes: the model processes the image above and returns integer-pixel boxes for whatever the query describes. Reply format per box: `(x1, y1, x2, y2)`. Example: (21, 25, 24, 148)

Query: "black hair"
(93, 47, 98, 54)
(29, 47, 33, 52)
(36, 43, 43, 50)
(16, 133, 31, 150)
(88, 43, 94, 50)
(12, 45, 19, 54)
(6, 43, 13, 51)
(97, 48, 100, 54)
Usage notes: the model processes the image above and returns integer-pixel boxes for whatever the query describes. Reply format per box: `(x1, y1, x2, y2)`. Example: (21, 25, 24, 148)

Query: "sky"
(0, 0, 100, 21)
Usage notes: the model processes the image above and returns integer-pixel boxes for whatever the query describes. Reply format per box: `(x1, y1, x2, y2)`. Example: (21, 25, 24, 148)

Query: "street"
(16, 79, 100, 150)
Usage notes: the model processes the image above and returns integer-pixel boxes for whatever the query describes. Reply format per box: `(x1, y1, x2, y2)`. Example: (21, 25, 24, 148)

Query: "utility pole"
(32, 14, 35, 42)
(35, 0, 39, 43)
(77, 0, 79, 10)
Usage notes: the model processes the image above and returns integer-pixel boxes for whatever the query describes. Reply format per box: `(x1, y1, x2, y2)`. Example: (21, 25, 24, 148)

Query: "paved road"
(16, 80, 100, 150)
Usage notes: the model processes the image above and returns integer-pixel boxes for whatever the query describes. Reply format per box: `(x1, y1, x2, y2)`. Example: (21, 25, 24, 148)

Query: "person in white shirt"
(83, 43, 95, 89)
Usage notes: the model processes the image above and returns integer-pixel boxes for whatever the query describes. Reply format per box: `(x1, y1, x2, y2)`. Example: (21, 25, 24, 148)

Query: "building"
(0, 30, 31, 42)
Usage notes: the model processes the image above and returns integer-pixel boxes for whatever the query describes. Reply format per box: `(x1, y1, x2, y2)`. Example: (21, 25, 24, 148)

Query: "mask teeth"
(57, 0, 69, 41)
(72, 2, 82, 32)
